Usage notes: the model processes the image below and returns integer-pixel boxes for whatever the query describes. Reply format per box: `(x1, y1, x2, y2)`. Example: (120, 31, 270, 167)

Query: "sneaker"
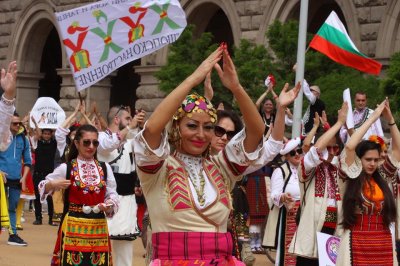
(16, 225, 23, 231)
(7, 234, 27, 246)
(33, 219, 42, 225)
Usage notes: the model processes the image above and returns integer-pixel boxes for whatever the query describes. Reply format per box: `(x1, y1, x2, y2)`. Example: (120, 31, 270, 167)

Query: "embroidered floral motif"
(71, 159, 106, 194)
(314, 163, 341, 201)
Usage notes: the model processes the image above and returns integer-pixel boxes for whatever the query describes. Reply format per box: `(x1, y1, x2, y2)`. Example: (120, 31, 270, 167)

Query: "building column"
(16, 72, 44, 115)
(134, 65, 166, 116)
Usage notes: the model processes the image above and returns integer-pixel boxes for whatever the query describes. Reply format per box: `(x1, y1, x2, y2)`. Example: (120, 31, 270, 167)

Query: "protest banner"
(55, 0, 187, 91)
(317, 232, 340, 266)
(30, 97, 66, 129)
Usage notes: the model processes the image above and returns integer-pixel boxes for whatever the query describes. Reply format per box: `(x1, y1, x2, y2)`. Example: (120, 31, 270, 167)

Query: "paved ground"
(0, 211, 273, 265)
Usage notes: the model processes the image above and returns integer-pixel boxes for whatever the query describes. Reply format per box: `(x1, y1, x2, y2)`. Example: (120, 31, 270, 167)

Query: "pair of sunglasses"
(81, 139, 99, 147)
(289, 148, 303, 156)
(115, 105, 129, 116)
(214, 125, 236, 140)
(12, 122, 21, 126)
(327, 145, 340, 152)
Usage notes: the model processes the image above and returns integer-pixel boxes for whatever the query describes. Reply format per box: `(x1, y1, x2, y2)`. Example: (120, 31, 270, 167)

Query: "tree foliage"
(156, 21, 384, 121)
(381, 51, 400, 122)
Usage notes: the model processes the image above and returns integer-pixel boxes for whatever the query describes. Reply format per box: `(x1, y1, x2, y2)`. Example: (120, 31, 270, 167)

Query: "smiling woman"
(132, 45, 270, 265)
(337, 99, 400, 266)
(37, 124, 119, 266)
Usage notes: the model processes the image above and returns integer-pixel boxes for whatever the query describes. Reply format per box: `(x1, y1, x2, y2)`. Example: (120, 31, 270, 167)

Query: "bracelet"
(0, 94, 15, 106)
(388, 122, 396, 126)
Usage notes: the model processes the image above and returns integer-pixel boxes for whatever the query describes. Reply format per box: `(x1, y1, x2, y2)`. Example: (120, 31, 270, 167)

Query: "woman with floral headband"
(133, 45, 300, 265)
(337, 99, 400, 266)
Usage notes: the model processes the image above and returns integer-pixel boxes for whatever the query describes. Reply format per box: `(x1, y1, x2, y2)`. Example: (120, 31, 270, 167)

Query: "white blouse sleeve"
(271, 167, 284, 208)
(224, 128, 264, 167)
(340, 149, 362, 179)
(104, 163, 120, 216)
(133, 125, 170, 167)
(38, 163, 67, 202)
(302, 79, 316, 104)
(242, 136, 283, 175)
(55, 126, 69, 155)
(0, 100, 14, 152)
(97, 131, 121, 154)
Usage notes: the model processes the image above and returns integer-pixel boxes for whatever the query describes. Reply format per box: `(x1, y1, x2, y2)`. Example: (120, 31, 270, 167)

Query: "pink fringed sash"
(150, 232, 245, 266)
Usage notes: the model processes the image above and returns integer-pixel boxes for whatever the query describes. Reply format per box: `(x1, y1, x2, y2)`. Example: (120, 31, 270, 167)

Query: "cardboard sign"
(317, 232, 340, 266)
(30, 97, 66, 129)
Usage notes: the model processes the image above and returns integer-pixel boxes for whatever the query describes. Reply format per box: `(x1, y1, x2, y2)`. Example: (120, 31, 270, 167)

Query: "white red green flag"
(309, 11, 382, 75)
(55, 0, 187, 91)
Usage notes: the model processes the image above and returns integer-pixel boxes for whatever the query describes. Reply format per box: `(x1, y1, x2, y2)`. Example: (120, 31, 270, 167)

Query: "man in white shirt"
(97, 105, 145, 266)
(339, 91, 383, 143)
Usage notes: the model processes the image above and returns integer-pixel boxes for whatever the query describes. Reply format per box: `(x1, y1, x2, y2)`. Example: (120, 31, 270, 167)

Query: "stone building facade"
(0, 0, 399, 116)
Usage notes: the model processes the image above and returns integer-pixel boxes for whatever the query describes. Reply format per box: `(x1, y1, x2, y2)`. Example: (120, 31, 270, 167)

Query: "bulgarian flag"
(309, 11, 382, 75)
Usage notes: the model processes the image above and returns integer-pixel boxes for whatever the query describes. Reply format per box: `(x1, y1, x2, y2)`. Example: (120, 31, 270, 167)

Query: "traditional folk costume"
(265, 161, 300, 266)
(339, 107, 384, 144)
(244, 166, 271, 253)
(39, 158, 119, 266)
(134, 126, 267, 266)
(289, 146, 344, 265)
(336, 149, 400, 266)
(97, 128, 140, 266)
(264, 138, 301, 266)
(231, 138, 284, 260)
(301, 80, 325, 137)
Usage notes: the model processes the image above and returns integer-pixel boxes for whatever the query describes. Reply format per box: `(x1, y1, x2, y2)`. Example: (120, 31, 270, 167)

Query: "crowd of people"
(0, 43, 400, 266)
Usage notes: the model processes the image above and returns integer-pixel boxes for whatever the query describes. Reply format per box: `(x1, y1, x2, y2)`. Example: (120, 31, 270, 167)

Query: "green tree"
(381, 51, 400, 123)
(156, 21, 383, 120)
(156, 25, 275, 108)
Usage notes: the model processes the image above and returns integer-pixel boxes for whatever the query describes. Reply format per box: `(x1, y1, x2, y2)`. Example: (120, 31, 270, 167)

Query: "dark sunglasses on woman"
(81, 139, 100, 147)
(214, 125, 236, 140)
(288, 148, 303, 156)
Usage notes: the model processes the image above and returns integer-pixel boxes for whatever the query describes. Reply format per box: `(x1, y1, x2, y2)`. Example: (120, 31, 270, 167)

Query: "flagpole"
(292, 0, 309, 138)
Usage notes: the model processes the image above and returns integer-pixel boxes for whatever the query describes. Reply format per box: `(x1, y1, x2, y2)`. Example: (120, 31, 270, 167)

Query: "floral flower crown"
(368, 135, 386, 150)
(173, 93, 217, 123)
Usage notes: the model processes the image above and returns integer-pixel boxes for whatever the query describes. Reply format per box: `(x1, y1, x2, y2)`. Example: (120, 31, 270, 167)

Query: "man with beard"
(97, 105, 145, 266)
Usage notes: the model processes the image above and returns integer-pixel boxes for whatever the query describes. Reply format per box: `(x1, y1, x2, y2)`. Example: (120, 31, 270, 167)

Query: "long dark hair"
(67, 124, 99, 162)
(342, 140, 396, 229)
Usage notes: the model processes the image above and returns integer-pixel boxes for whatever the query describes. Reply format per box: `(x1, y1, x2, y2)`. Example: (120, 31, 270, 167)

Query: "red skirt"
(20, 169, 35, 200)
(350, 214, 393, 266)
(246, 175, 269, 225)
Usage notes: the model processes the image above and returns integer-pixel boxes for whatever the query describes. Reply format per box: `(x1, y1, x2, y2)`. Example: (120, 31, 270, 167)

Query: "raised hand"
(204, 71, 214, 100)
(190, 47, 223, 86)
(278, 82, 301, 108)
(381, 97, 394, 123)
(371, 99, 387, 120)
(1, 61, 17, 100)
(214, 43, 241, 92)
(313, 112, 320, 128)
(320, 110, 328, 126)
(337, 102, 349, 125)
